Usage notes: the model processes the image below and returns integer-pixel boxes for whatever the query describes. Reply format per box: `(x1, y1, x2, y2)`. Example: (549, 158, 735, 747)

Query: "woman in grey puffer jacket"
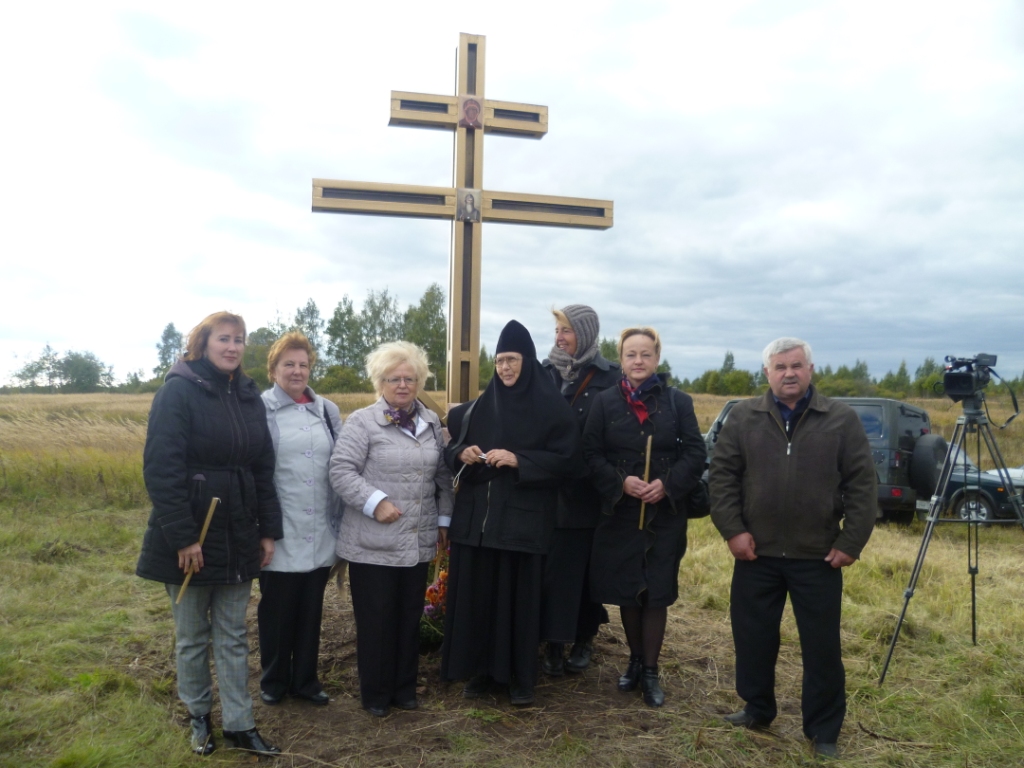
(330, 341, 453, 717)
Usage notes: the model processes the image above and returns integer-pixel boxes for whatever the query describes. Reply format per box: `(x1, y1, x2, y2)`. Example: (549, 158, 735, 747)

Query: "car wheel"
(955, 492, 994, 522)
(911, 434, 948, 498)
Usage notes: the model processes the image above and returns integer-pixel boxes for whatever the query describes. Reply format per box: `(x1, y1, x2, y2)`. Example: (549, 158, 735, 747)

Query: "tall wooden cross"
(312, 32, 613, 411)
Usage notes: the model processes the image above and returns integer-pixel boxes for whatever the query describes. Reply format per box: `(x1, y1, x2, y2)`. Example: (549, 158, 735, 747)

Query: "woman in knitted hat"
(442, 319, 581, 705)
(538, 305, 619, 676)
(582, 326, 706, 707)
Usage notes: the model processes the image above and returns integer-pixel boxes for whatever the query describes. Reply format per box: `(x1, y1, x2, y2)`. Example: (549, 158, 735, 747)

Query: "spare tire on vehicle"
(911, 433, 947, 499)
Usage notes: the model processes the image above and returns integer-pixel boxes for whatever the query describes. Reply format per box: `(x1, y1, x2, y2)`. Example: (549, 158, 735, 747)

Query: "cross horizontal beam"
(312, 180, 456, 219)
(483, 190, 613, 229)
(312, 180, 612, 229)
(389, 91, 548, 138)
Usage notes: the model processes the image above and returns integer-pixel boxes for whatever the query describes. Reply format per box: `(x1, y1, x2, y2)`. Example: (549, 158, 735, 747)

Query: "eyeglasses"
(384, 377, 418, 386)
(494, 356, 522, 369)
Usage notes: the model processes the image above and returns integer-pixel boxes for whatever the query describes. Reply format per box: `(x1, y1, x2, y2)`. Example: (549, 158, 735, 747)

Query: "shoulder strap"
(569, 367, 599, 407)
(454, 399, 478, 448)
(666, 386, 681, 455)
(319, 398, 338, 442)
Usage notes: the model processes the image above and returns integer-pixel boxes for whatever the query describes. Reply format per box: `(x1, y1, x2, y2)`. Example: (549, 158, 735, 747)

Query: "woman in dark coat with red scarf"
(442, 320, 581, 705)
(582, 326, 706, 707)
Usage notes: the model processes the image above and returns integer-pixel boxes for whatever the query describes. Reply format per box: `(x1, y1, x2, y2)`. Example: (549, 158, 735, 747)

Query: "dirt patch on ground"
(164, 580, 823, 767)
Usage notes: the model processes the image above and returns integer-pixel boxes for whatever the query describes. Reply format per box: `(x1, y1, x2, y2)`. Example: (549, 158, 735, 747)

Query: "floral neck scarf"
(384, 401, 418, 431)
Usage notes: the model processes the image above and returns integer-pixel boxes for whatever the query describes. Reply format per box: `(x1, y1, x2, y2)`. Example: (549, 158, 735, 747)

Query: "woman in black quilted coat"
(582, 326, 705, 708)
(136, 311, 283, 758)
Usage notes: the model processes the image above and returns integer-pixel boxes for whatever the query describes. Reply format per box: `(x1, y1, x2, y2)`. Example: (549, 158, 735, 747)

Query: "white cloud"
(2, 0, 1023, 387)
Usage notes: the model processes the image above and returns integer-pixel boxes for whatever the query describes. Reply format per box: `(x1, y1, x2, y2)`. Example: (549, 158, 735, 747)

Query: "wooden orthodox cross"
(312, 33, 613, 412)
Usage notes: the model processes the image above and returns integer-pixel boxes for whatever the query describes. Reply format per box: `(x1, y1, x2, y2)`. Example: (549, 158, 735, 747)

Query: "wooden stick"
(176, 497, 220, 605)
(638, 435, 653, 530)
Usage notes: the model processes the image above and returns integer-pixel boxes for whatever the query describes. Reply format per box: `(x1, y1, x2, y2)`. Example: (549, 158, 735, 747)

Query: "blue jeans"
(165, 581, 255, 731)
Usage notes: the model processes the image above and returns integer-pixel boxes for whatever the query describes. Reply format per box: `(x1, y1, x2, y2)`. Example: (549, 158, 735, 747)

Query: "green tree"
(479, 345, 495, 388)
(403, 283, 447, 389)
(154, 323, 184, 377)
(721, 351, 735, 374)
(12, 346, 111, 392)
(358, 288, 404, 359)
(243, 326, 281, 390)
(325, 296, 361, 368)
(915, 357, 940, 380)
(658, 359, 680, 387)
(317, 364, 373, 393)
(600, 337, 618, 362)
(878, 361, 911, 398)
(13, 344, 57, 389)
(293, 298, 326, 378)
(58, 351, 113, 392)
(722, 369, 755, 395)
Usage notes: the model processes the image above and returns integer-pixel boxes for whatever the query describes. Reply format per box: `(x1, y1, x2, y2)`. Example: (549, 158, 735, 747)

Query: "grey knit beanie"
(561, 304, 599, 354)
(548, 304, 601, 382)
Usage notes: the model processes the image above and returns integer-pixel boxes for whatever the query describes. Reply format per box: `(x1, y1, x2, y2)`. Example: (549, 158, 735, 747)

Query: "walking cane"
(176, 497, 220, 605)
(638, 435, 653, 530)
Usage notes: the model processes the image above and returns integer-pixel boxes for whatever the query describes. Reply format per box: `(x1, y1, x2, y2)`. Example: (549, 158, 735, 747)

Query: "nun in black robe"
(441, 320, 581, 705)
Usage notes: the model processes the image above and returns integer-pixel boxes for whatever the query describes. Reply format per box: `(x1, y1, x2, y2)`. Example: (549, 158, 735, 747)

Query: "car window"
(949, 448, 980, 470)
(849, 404, 885, 438)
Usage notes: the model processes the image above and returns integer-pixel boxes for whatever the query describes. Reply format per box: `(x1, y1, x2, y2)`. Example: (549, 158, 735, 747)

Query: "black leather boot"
(542, 642, 565, 676)
(617, 654, 643, 692)
(222, 727, 281, 756)
(565, 638, 594, 673)
(189, 713, 215, 756)
(641, 666, 664, 707)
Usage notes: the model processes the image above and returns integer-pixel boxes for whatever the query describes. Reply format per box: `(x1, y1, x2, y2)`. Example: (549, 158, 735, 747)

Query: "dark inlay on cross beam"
(460, 223, 473, 352)
(493, 108, 541, 122)
(491, 199, 605, 217)
(399, 99, 450, 114)
(322, 188, 447, 206)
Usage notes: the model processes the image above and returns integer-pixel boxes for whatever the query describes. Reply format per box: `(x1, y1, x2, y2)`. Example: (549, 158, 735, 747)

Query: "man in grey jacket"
(709, 337, 876, 760)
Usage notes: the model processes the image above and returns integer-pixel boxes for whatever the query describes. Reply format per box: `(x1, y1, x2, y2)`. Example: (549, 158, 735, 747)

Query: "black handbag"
(666, 387, 711, 519)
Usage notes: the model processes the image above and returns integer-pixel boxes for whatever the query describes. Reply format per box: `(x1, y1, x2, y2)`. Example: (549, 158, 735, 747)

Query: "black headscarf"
(454, 320, 582, 480)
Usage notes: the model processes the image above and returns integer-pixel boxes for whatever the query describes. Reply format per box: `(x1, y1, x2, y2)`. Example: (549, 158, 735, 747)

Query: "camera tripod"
(878, 393, 1024, 685)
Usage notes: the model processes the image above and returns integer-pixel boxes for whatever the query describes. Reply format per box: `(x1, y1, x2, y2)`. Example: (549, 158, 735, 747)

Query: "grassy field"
(2, 392, 1024, 767)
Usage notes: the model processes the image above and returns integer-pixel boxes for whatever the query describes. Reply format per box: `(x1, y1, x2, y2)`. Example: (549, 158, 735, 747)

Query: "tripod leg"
(969, 520, 978, 645)
(879, 418, 967, 685)
(979, 423, 1024, 528)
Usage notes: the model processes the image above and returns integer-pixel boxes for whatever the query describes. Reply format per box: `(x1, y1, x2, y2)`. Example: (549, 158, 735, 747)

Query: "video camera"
(943, 353, 997, 402)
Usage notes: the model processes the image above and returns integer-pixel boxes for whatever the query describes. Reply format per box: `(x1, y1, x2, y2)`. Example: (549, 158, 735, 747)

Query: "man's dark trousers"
(731, 556, 845, 744)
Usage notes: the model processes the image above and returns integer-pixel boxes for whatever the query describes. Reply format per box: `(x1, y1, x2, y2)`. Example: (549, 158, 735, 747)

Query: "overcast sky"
(2, 1, 1022, 387)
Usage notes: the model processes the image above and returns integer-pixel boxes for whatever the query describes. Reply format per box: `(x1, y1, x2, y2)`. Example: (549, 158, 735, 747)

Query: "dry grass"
(3, 391, 1024, 767)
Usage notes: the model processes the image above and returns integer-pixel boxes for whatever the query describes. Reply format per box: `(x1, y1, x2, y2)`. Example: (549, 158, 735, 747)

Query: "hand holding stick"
(638, 435, 653, 530)
(176, 497, 220, 605)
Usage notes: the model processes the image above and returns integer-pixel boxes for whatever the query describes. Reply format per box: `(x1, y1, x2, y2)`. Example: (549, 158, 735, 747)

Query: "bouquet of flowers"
(419, 545, 449, 650)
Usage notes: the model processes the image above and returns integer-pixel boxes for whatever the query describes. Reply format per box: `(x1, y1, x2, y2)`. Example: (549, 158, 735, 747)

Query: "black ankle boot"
(189, 713, 216, 756)
(565, 637, 594, 673)
(641, 666, 664, 707)
(222, 727, 281, 756)
(617, 654, 643, 692)
(542, 642, 565, 676)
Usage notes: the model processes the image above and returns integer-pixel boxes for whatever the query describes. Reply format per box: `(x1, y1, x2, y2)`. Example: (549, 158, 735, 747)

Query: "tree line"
(5, 292, 1021, 399)
(681, 352, 1001, 400)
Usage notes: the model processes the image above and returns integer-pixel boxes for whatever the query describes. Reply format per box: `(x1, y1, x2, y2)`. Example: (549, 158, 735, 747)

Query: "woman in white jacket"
(330, 341, 453, 717)
(258, 332, 342, 706)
